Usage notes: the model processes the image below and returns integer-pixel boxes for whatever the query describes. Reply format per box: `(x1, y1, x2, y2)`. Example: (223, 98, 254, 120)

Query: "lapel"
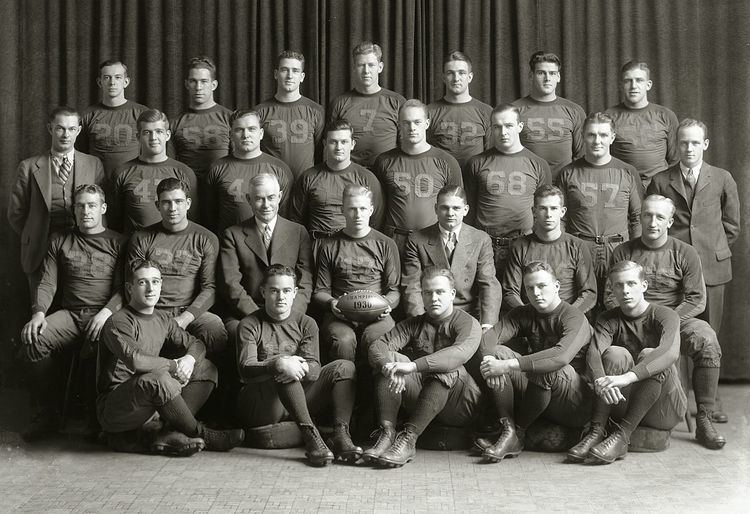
(71, 151, 86, 189)
(242, 217, 269, 265)
(695, 164, 712, 195)
(268, 217, 291, 262)
(450, 225, 472, 272)
(667, 166, 690, 208)
(425, 223, 450, 267)
(32, 155, 52, 210)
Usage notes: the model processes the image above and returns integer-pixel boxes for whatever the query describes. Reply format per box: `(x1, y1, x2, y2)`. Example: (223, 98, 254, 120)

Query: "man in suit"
(219, 173, 313, 342)
(402, 185, 500, 331)
(8, 106, 106, 296)
(647, 119, 740, 423)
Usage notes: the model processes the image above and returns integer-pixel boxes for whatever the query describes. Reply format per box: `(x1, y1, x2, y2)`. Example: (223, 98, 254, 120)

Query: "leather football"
(336, 290, 390, 323)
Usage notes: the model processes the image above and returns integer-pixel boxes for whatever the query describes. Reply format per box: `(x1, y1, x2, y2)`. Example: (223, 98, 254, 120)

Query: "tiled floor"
(1, 384, 748, 513)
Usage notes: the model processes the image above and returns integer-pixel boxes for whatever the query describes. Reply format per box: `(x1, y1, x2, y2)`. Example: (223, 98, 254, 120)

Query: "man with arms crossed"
(366, 267, 482, 467)
(402, 185, 500, 331)
(568, 260, 686, 464)
(606, 194, 726, 449)
(97, 259, 244, 456)
(255, 50, 325, 178)
(79, 59, 148, 179)
(329, 41, 406, 168)
(605, 61, 679, 187)
(236, 265, 361, 466)
(503, 185, 596, 315)
(427, 51, 492, 168)
(20, 184, 126, 440)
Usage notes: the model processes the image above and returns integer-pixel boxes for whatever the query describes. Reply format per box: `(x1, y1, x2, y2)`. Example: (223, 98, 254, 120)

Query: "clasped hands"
(274, 355, 310, 383)
(172, 354, 196, 385)
(381, 361, 417, 394)
(594, 374, 631, 405)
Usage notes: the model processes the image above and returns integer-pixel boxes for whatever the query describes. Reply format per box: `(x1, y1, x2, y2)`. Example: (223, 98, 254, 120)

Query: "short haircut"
(48, 106, 80, 123)
(262, 263, 297, 287)
(444, 50, 472, 72)
(533, 184, 565, 207)
(98, 59, 129, 77)
(277, 50, 306, 71)
(677, 118, 709, 140)
(137, 109, 169, 131)
(529, 51, 561, 72)
(421, 266, 455, 289)
(156, 177, 191, 199)
(583, 111, 615, 133)
(399, 99, 429, 119)
(342, 184, 373, 203)
(491, 103, 521, 123)
(608, 260, 646, 281)
(73, 184, 106, 204)
(325, 118, 354, 137)
(249, 172, 280, 191)
(643, 194, 676, 217)
(229, 109, 260, 127)
(187, 55, 217, 80)
(128, 258, 161, 282)
(436, 185, 468, 204)
(523, 261, 557, 281)
(620, 60, 650, 80)
(352, 41, 383, 62)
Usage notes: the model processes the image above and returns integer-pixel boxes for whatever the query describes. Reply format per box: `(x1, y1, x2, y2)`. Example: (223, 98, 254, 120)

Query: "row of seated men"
(11, 174, 731, 467)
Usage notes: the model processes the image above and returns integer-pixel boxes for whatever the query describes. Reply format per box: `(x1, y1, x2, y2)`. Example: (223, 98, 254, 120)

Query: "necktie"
(262, 224, 272, 251)
(445, 232, 456, 262)
(685, 168, 697, 204)
(58, 155, 71, 183)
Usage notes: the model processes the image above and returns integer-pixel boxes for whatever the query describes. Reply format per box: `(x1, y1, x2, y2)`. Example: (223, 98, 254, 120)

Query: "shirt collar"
(438, 223, 462, 243)
(50, 149, 75, 164)
(680, 161, 703, 179)
(256, 216, 278, 234)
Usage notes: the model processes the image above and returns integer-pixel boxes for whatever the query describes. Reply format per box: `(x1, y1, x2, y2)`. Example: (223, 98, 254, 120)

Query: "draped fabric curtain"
(2, 0, 749, 381)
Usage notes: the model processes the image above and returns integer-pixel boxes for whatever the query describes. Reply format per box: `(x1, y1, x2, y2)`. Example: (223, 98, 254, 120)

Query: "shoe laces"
(389, 431, 413, 453)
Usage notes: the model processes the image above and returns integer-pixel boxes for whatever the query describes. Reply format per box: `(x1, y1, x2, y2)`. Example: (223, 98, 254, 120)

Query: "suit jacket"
(220, 215, 313, 318)
(402, 223, 501, 324)
(647, 163, 740, 285)
(7, 151, 105, 273)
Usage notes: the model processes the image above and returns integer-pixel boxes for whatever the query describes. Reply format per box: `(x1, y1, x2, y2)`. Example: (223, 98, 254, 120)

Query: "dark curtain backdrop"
(2, 0, 749, 382)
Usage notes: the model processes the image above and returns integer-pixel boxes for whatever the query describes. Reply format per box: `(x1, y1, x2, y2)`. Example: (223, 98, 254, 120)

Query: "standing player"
(128, 178, 226, 356)
(8, 106, 105, 295)
(464, 104, 551, 278)
(605, 61, 679, 187)
(20, 184, 126, 440)
(220, 173, 313, 340)
(373, 100, 463, 254)
(97, 260, 244, 455)
(313, 185, 400, 363)
(328, 41, 406, 167)
(402, 186, 500, 330)
(606, 195, 726, 449)
(427, 51, 492, 167)
(255, 50, 325, 178)
(204, 109, 293, 234)
(503, 185, 596, 315)
(109, 109, 198, 234)
(291, 119, 384, 238)
(512, 52, 586, 180)
(78, 59, 149, 179)
(170, 56, 232, 185)
(557, 112, 642, 298)
(568, 261, 686, 464)
(365, 268, 482, 467)
(475, 262, 592, 463)
(236, 265, 361, 466)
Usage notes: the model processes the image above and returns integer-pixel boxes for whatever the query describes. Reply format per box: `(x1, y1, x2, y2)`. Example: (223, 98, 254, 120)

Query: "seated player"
(503, 185, 596, 315)
(402, 185, 500, 330)
(568, 261, 686, 464)
(128, 178, 227, 356)
(606, 194, 726, 449)
(313, 185, 400, 363)
(97, 259, 244, 456)
(365, 267, 482, 467)
(20, 184, 126, 440)
(475, 261, 592, 462)
(235, 265, 361, 466)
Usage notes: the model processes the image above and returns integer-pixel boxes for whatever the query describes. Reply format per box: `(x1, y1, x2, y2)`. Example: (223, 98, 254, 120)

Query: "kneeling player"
(476, 261, 592, 462)
(365, 267, 482, 467)
(236, 265, 361, 466)
(97, 260, 244, 456)
(568, 261, 687, 464)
